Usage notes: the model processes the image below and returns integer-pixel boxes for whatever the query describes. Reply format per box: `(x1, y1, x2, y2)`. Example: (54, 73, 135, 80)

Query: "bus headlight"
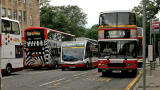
(98, 63, 102, 66)
(42, 47, 45, 51)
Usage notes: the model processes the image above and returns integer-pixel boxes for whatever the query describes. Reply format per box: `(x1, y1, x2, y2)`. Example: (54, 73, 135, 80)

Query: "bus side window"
(15, 45, 23, 58)
(85, 43, 92, 58)
(2, 20, 12, 33)
(12, 22, 20, 34)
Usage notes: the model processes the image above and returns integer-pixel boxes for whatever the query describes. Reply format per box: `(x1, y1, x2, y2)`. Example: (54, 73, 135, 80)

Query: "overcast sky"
(50, 0, 141, 28)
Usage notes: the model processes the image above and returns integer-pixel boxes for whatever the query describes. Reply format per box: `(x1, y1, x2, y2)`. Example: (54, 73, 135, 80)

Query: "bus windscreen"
(26, 29, 45, 41)
(62, 42, 85, 61)
(99, 12, 136, 26)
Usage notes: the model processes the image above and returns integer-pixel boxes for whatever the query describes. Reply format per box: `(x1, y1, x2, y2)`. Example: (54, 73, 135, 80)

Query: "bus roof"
(24, 27, 75, 37)
(1, 17, 20, 23)
(47, 28, 75, 37)
(100, 10, 133, 14)
(62, 41, 87, 46)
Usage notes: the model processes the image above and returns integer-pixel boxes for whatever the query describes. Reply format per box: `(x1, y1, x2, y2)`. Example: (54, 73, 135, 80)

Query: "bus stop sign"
(152, 22, 159, 32)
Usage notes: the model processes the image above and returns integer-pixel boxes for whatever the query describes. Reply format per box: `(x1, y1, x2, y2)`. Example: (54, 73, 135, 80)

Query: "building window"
(8, 9, 12, 19)
(18, 10, 22, 22)
(13, 9, 17, 20)
(13, 0, 17, 2)
(30, 0, 32, 8)
(2, 8, 6, 17)
(30, 15, 32, 25)
(23, 0, 26, 3)
(18, 0, 22, 2)
(23, 11, 27, 24)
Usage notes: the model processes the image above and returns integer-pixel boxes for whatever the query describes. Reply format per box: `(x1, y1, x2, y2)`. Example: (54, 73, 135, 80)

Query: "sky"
(50, 0, 142, 28)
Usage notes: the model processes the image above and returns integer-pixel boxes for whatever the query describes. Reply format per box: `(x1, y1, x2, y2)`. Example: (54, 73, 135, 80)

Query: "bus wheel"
(54, 62, 58, 69)
(102, 72, 106, 77)
(6, 65, 12, 75)
(131, 69, 137, 77)
(61, 68, 65, 71)
(85, 62, 89, 70)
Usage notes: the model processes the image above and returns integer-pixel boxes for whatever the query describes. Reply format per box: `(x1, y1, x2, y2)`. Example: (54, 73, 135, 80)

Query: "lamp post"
(142, 0, 146, 90)
(0, 0, 2, 90)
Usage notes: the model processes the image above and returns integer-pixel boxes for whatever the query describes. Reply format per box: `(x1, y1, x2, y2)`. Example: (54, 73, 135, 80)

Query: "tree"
(40, 0, 50, 7)
(133, 0, 160, 20)
(85, 24, 98, 40)
(40, 5, 87, 37)
(132, 0, 160, 44)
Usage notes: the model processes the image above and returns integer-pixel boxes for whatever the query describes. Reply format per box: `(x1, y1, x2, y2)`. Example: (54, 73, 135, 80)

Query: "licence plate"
(112, 70, 121, 73)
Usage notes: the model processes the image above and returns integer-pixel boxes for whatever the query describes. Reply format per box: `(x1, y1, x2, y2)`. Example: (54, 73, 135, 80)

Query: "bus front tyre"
(54, 62, 58, 69)
(102, 72, 106, 77)
(61, 68, 65, 71)
(6, 65, 12, 75)
(85, 63, 89, 70)
(131, 69, 137, 77)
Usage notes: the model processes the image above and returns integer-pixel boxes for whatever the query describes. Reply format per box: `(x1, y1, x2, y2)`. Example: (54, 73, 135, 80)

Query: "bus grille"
(108, 63, 126, 67)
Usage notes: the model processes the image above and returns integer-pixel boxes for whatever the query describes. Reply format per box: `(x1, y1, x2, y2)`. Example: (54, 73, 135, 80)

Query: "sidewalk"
(134, 59, 160, 90)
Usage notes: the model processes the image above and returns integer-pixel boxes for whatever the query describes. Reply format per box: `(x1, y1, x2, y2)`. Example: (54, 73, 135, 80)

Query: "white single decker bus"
(61, 38, 98, 70)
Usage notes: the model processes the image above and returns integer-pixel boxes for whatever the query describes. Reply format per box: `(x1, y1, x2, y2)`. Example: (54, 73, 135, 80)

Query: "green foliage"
(40, 5, 87, 38)
(132, 0, 160, 44)
(85, 24, 98, 40)
(40, 0, 50, 7)
(133, 0, 160, 20)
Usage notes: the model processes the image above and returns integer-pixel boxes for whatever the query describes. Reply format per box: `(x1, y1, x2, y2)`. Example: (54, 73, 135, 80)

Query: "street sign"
(148, 45, 153, 61)
(152, 20, 159, 32)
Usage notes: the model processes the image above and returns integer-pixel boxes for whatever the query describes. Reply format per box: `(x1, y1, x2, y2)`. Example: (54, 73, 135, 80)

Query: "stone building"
(0, 0, 40, 36)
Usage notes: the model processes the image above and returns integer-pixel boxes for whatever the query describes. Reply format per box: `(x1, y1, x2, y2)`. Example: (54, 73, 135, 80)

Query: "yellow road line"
(53, 83, 61, 86)
(124, 70, 143, 90)
(64, 79, 71, 83)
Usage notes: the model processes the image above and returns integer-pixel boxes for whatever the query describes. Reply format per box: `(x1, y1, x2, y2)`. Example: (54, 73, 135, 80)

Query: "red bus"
(98, 10, 139, 76)
(137, 27, 143, 67)
(23, 27, 75, 69)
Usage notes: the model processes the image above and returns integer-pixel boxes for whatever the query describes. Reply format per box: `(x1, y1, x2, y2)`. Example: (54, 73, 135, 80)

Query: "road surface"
(2, 68, 141, 90)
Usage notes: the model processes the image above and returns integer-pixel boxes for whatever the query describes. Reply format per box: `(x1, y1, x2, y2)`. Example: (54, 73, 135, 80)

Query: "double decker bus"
(98, 10, 139, 76)
(137, 27, 143, 67)
(1, 17, 23, 75)
(61, 38, 98, 70)
(23, 27, 75, 69)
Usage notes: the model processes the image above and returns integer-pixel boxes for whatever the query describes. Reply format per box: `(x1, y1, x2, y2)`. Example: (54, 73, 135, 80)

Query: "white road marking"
(2, 76, 13, 80)
(73, 72, 88, 77)
(39, 78, 65, 87)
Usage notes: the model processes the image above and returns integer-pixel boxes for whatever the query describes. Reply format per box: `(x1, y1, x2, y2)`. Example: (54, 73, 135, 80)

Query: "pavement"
(134, 58, 160, 90)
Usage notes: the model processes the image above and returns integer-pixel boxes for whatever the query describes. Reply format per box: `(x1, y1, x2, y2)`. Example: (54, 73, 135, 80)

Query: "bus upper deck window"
(2, 20, 11, 33)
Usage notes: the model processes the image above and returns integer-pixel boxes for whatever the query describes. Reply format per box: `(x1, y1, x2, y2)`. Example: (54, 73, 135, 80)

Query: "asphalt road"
(2, 68, 141, 90)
